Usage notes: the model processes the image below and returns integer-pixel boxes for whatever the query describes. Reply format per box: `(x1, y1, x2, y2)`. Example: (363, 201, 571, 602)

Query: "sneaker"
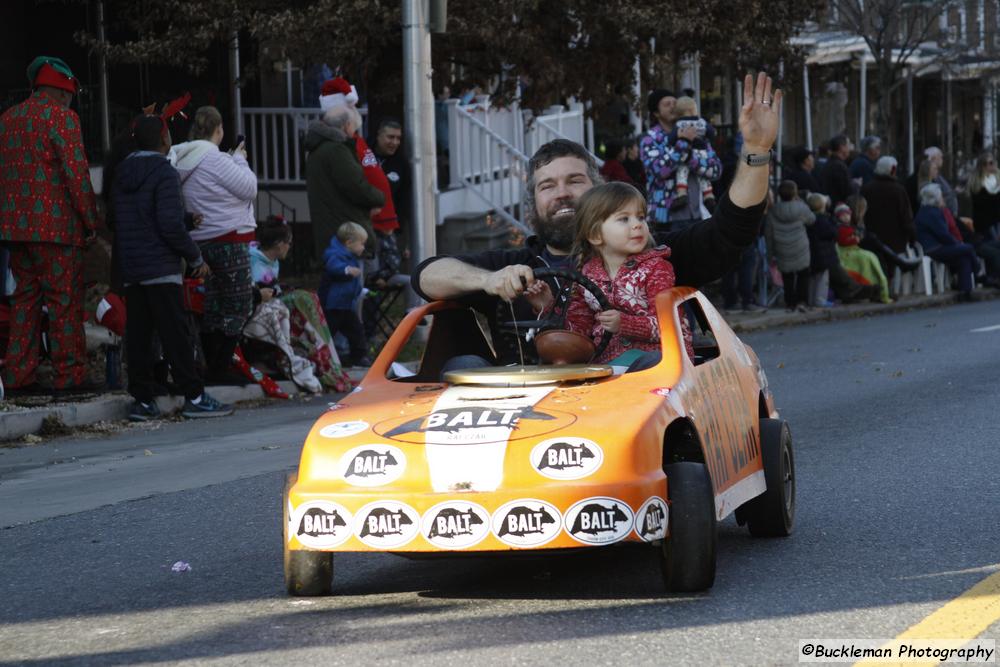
(129, 400, 161, 422)
(182, 392, 234, 419)
(795, 303, 810, 313)
(741, 303, 766, 313)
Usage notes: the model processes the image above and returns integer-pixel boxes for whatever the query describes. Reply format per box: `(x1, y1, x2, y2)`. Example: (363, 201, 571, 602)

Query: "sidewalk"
(2, 288, 996, 443)
(723, 288, 1000, 333)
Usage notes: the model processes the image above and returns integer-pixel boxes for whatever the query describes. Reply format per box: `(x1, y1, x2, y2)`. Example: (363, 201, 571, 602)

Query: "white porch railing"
(243, 100, 597, 232)
(242, 107, 368, 185)
(448, 101, 531, 235)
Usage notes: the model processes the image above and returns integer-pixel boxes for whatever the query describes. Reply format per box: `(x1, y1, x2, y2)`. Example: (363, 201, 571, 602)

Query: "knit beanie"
(833, 203, 852, 219)
(647, 89, 676, 117)
(837, 225, 860, 247)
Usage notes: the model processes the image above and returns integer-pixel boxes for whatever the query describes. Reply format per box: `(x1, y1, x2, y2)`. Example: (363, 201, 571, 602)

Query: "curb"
(727, 289, 1000, 333)
(0, 381, 300, 443)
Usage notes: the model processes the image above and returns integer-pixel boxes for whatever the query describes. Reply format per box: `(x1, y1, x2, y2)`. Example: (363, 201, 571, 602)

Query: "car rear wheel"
(661, 462, 716, 592)
(283, 475, 334, 596)
(743, 419, 795, 537)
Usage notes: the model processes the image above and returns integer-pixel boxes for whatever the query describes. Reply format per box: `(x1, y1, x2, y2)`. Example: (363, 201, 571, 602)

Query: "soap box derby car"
(284, 268, 795, 595)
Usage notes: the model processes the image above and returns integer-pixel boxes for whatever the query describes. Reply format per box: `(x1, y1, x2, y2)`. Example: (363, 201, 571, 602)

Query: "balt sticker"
(530, 437, 604, 480)
(421, 501, 490, 549)
(491, 499, 562, 547)
(353, 501, 420, 549)
(290, 500, 353, 548)
(635, 496, 669, 541)
(563, 496, 634, 545)
(319, 420, 369, 439)
(337, 444, 407, 487)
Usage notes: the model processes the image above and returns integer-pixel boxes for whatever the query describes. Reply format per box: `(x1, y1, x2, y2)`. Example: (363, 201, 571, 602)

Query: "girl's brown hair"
(188, 105, 223, 141)
(571, 181, 649, 266)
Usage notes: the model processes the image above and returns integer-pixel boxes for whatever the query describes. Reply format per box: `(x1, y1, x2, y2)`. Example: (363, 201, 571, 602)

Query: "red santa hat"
(319, 77, 359, 110)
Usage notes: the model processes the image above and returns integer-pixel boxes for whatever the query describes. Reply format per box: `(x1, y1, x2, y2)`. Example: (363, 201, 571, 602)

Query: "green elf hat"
(26, 56, 78, 94)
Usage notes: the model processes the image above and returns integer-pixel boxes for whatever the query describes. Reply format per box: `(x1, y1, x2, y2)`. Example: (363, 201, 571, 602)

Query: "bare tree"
(827, 0, 952, 143)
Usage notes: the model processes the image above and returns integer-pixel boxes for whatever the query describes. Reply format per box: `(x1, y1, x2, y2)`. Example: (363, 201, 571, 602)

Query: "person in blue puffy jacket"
(319, 221, 370, 366)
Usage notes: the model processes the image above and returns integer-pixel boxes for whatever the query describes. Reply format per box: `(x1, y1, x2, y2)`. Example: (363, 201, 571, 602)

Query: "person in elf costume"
(319, 77, 399, 235)
(0, 56, 100, 394)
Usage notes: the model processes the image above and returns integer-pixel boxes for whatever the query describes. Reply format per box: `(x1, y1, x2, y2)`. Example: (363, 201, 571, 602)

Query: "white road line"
(970, 324, 1000, 333)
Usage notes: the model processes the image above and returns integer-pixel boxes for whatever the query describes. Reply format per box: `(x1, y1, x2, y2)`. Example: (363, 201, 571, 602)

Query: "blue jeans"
(929, 244, 980, 293)
(721, 245, 758, 308)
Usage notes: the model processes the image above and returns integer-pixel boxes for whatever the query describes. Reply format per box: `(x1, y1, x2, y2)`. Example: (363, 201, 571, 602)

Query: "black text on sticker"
(538, 441, 595, 470)
(570, 502, 630, 536)
(360, 507, 413, 538)
(386, 407, 554, 437)
(345, 449, 399, 478)
(638, 503, 667, 538)
(498, 505, 557, 537)
(427, 507, 484, 539)
(298, 507, 347, 537)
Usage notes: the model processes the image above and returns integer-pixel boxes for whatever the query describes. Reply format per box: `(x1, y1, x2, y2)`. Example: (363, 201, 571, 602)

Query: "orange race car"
(284, 268, 795, 595)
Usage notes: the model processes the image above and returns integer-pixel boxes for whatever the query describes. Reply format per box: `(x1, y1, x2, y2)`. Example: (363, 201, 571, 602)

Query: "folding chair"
(362, 284, 405, 349)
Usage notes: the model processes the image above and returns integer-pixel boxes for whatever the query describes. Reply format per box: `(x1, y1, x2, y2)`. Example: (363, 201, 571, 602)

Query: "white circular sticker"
(530, 437, 604, 480)
(337, 444, 407, 487)
(353, 501, 421, 549)
(319, 420, 370, 439)
(563, 496, 634, 545)
(289, 500, 354, 549)
(491, 499, 562, 548)
(634, 496, 669, 542)
(421, 501, 490, 549)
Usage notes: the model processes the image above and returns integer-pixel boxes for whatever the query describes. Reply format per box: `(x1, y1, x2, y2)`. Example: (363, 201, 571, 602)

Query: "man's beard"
(534, 211, 575, 252)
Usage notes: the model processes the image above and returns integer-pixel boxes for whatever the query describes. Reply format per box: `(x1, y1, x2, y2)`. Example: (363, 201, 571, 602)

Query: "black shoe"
(896, 255, 922, 272)
(182, 392, 234, 419)
(128, 400, 162, 422)
(958, 291, 986, 303)
(669, 194, 689, 211)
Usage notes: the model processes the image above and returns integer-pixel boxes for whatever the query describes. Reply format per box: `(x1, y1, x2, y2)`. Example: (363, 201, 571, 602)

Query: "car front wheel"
(661, 462, 717, 592)
(283, 475, 333, 596)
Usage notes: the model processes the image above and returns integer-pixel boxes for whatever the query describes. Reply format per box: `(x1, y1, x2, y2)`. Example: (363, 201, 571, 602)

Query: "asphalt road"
(2, 302, 999, 666)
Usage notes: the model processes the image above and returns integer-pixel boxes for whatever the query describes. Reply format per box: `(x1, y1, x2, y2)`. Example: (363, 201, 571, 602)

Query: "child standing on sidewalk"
(765, 180, 815, 312)
(110, 115, 233, 420)
(319, 222, 371, 367)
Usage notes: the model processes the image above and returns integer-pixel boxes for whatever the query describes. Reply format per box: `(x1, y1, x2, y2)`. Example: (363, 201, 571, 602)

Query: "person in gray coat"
(766, 180, 816, 311)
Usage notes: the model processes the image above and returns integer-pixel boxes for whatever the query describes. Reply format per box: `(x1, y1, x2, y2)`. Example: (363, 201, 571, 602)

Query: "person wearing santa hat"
(319, 77, 399, 235)
(0, 56, 100, 396)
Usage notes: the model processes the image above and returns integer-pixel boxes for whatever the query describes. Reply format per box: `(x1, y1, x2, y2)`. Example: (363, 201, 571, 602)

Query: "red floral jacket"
(565, 246, 689, 364)
(0, 91, 99, 247)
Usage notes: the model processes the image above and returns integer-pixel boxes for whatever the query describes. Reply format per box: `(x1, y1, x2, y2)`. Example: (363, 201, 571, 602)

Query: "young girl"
(529, 182, 683, 365)
(834, 201, 892, 303)
(243, 216, 354, 392)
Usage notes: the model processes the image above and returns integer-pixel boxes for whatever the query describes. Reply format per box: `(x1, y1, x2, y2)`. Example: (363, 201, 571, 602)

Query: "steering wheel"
(496, 266, 614, 363)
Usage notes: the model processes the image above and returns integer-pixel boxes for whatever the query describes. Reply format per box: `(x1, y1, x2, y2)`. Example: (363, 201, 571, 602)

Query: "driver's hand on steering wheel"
(485, 265, 535, 302)
(596, 309, 622, 333)
(523, 280, 554, 313)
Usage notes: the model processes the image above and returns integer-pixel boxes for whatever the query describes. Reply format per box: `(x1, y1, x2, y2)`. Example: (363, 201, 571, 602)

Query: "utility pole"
(403, 0, 439, 264)
(96, 0, 111, 154)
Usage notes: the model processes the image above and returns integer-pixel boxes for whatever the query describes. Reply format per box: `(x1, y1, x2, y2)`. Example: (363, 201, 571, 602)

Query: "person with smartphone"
(170, 105, 259, 385)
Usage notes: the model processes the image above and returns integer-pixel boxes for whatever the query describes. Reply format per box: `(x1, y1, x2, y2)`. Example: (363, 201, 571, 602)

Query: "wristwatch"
(742, 149, 773, 167)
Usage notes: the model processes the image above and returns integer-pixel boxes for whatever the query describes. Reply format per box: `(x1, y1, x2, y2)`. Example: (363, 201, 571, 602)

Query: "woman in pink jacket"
(172, 106, 258, 383)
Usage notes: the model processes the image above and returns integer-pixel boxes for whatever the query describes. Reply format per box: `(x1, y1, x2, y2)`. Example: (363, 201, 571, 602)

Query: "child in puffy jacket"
(319, 222, 370, 366)
(765, 180, 815, 311)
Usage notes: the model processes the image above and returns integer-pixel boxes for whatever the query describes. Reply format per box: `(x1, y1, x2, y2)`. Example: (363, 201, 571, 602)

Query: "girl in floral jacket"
(529, 182, 686, 365)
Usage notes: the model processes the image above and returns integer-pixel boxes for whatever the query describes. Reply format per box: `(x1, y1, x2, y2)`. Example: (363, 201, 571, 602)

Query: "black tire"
(661, 462, 717, 592)
(744, 419, 795, 538)
(283, 475, 334, 596)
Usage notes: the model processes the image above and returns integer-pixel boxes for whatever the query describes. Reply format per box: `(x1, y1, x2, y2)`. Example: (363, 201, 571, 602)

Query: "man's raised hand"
(739, 71, 782, 155)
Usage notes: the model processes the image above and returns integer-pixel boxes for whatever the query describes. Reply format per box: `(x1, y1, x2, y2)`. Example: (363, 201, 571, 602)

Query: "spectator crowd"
(2, 57, 998, 418)
(0, 58, 415, 420)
